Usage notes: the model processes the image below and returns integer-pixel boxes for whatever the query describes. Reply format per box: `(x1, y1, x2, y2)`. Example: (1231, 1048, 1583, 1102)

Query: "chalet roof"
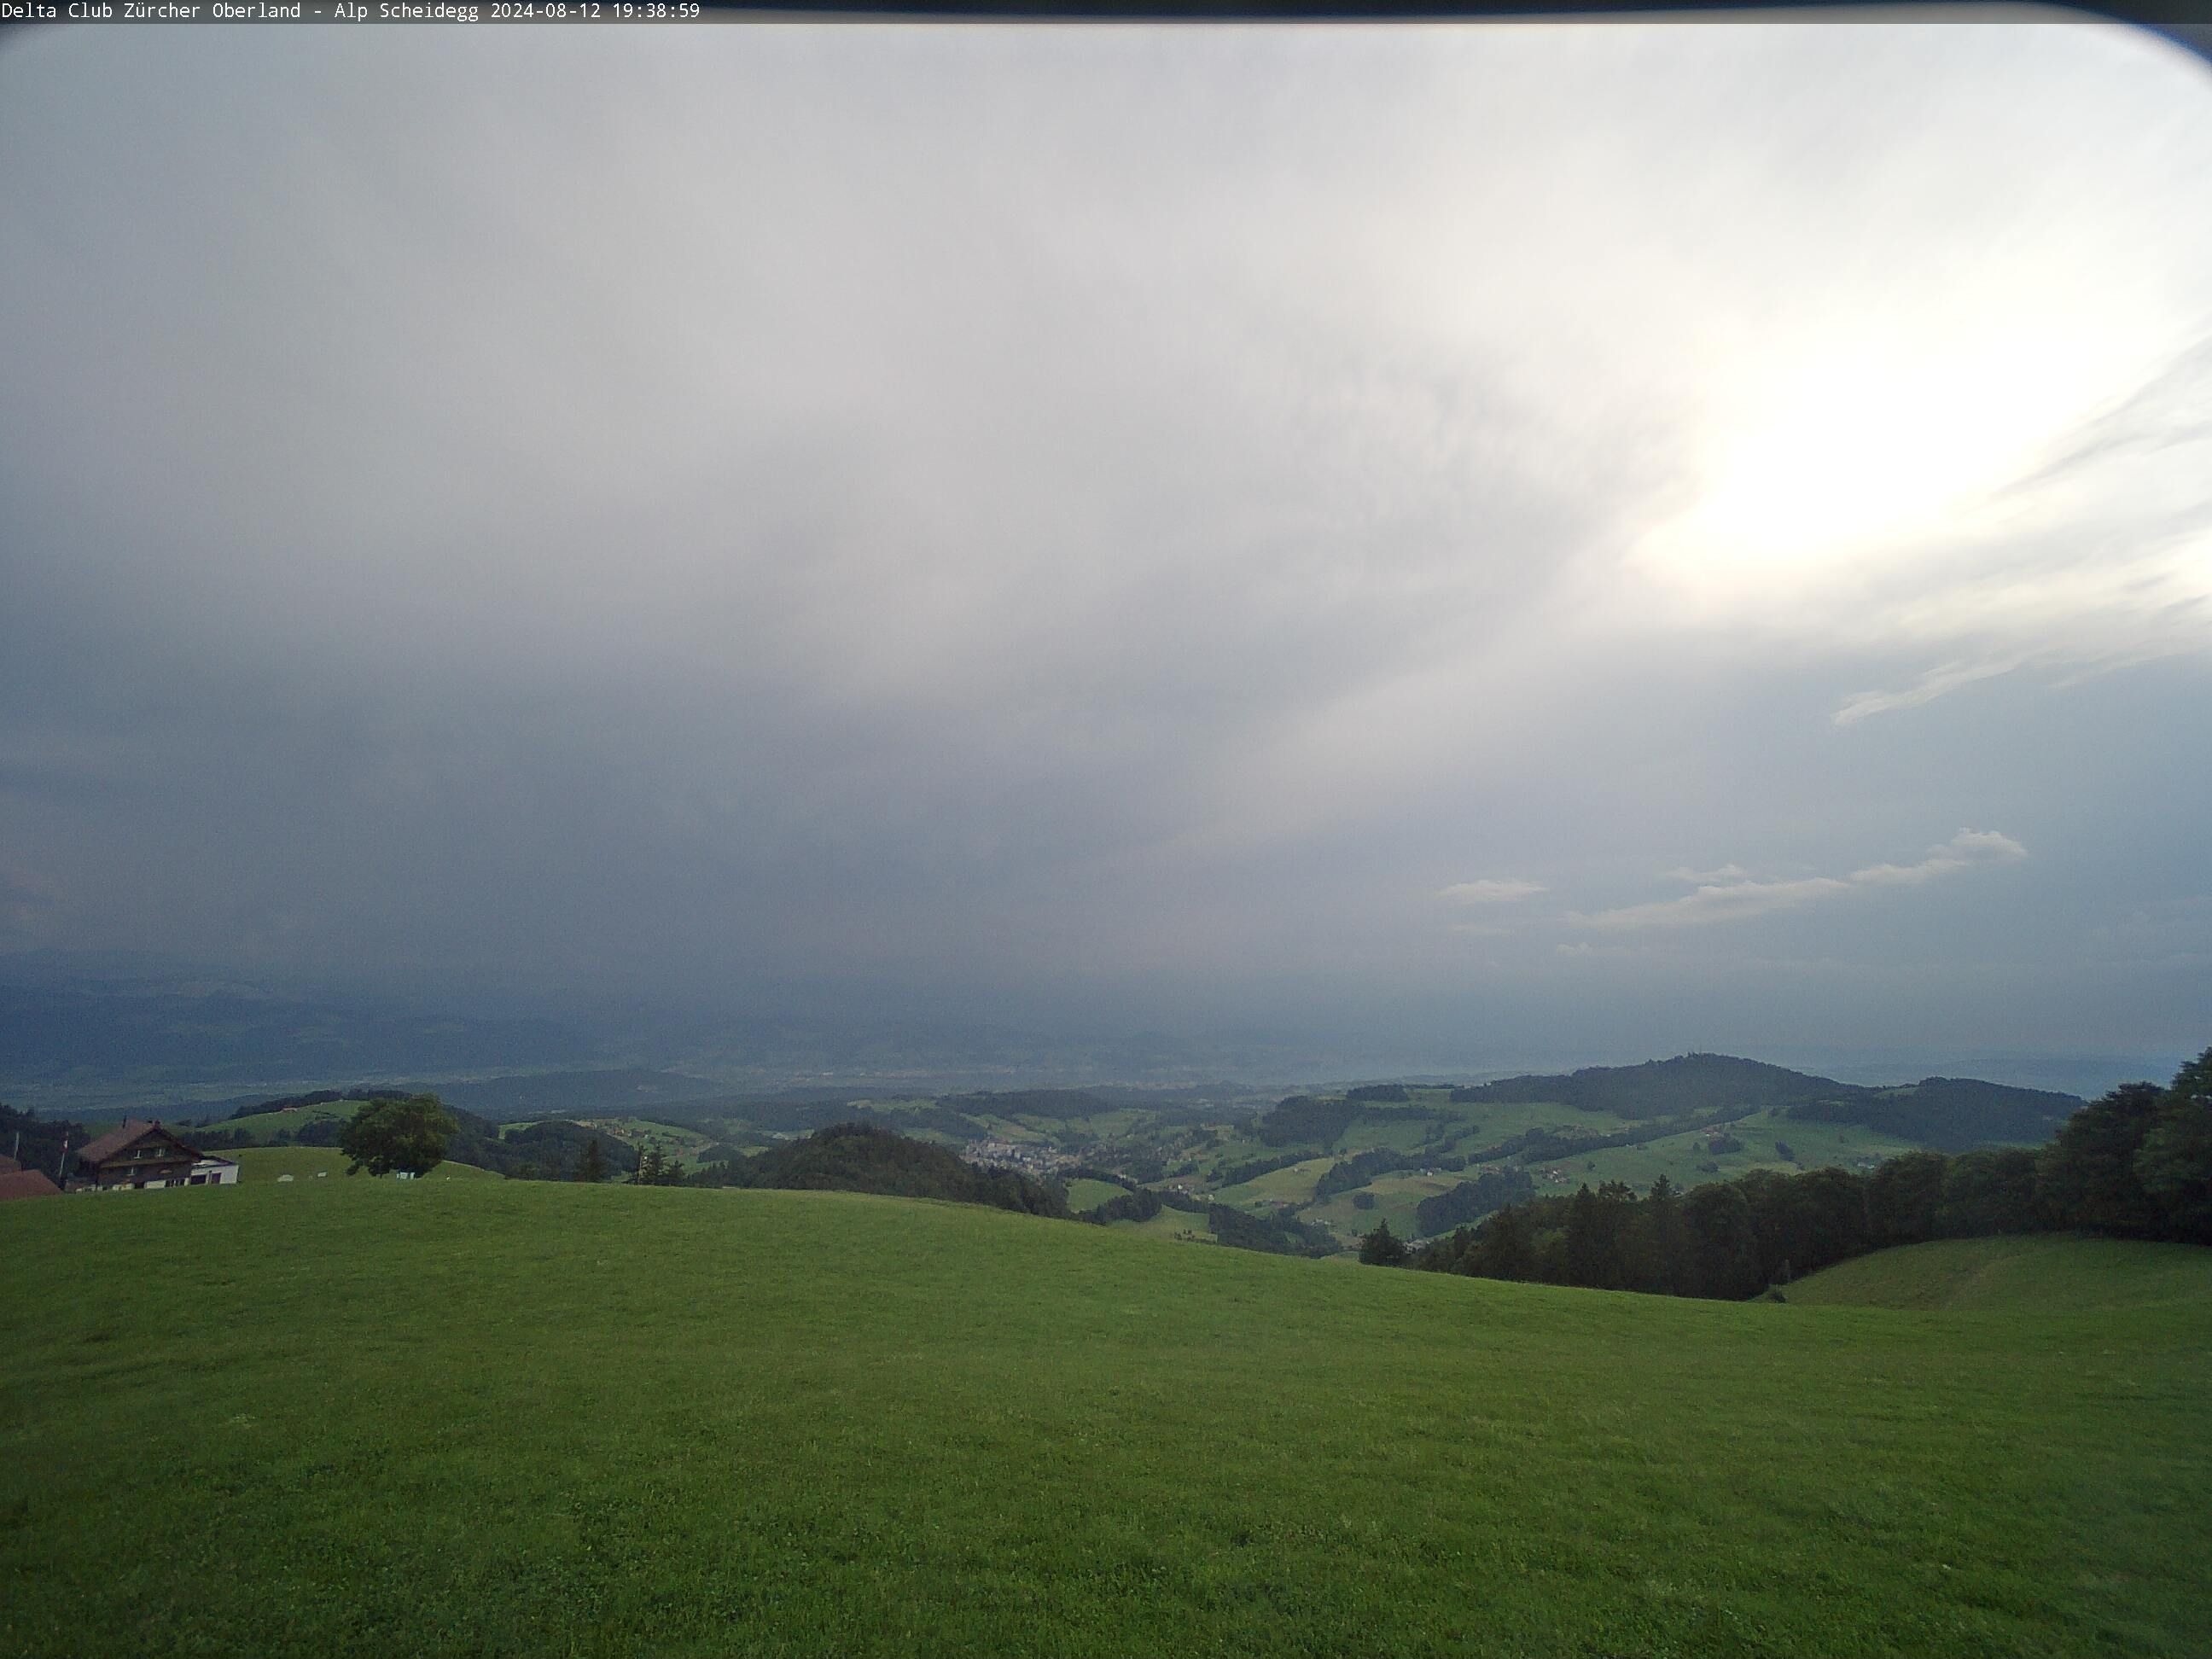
(0, 1168, 61, 1202)
(74, 1120, 153, 1166)
(74, 1119, 206, 1168)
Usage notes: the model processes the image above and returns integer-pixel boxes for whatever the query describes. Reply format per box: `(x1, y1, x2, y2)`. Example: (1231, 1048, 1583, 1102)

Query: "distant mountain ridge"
(1445, 1051, 2077, 1150)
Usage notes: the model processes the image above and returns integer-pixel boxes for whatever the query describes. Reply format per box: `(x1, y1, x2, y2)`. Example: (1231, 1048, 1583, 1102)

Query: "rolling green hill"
(1449, 1053, 2079, 1147)
(95, 1051, 2089, 1254)
(3, 1183, 2205, 1657)
(1785, 1235, 2212, 1314)
(225, 1146, 498, 1185)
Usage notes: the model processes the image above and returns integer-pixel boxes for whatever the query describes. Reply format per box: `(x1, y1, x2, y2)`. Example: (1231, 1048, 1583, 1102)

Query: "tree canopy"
(1358, 1218, 1409, 1266)
(338, 1094, 457, 1178)
(694, 1122, 1070, 1219)
(1413, 1046, 2212, 1297)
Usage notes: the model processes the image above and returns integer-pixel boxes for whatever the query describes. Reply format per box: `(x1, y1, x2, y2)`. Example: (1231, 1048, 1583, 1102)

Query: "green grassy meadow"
(1103, 1206, 1211, 1242)
(1062, 1177, 1128, 1213)
(225, 1147, 498, 1185)
(5, 1184, 2206, 1658)
(1551, 1110, 1932, 1196)
(1209, 1155, 1338, 1208)
(1787, 1235, 2212, 1314)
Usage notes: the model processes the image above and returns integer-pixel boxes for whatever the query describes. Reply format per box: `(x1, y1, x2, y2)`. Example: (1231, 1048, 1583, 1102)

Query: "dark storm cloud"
(2, 22, 2209, 1063)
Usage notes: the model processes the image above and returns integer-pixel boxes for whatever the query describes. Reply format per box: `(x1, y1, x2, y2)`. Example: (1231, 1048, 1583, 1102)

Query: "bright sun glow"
(1631, 329, 2128, 614)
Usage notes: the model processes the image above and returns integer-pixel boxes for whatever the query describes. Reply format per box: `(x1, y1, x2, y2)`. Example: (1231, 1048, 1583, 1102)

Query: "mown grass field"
(1062, 1178, 1129, 1214)
(4, 1184, 2207, 1658)
(1787, 1235, 2212, 1314)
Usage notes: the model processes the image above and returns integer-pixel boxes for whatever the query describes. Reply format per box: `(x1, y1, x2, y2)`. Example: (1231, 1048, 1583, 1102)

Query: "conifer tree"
(1358, 1218, 1409, 1266)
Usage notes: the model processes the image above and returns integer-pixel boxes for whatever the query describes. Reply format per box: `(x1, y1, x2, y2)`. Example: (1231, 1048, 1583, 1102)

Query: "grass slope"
(3, 1187, 2207, 1658)
(1062, 1178, 1128, 1213)
(226, 1147, 498, 1185)
(1786, 1235, 2212, 1314)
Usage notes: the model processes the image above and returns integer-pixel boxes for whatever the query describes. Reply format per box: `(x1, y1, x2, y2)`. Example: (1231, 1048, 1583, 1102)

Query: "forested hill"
(697, 1122, 1070, 1219)
(1448, 1052, 2077, 1148)
(1454, 1054, 1855, 1116)
(1788, 1077, 2082, 1152)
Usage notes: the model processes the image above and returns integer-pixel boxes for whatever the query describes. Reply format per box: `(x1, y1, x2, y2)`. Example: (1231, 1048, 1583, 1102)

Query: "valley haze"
(0, 952, 2184, 1119)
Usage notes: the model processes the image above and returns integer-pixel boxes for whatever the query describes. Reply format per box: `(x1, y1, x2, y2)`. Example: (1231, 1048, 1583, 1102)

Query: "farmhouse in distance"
(66, 1120, 238, 1192)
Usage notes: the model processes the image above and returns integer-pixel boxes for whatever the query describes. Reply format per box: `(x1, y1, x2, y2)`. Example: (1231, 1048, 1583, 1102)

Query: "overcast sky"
(2, 20, 2208, 1072)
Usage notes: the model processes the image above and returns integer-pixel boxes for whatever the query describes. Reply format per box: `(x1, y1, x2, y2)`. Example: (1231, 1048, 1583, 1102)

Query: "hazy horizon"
(4, 21, 2209, 1080)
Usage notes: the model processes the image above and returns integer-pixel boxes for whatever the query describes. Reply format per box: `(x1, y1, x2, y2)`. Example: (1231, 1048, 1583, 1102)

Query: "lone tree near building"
(339, 1094, 457, 1178)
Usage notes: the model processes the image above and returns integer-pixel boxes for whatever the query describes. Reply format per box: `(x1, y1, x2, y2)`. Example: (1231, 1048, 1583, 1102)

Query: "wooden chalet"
(67, 1121, 238, 1192)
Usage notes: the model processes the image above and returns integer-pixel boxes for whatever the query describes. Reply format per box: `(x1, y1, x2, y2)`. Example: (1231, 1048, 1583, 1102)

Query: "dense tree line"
(257, 1092, 645, 1181)
(189, 1116, 346, 1151)
(1063, 1163, 1140, 1191)
(1505, 1105, 1765, 1167)
(485, 1116, 641, 1180)
(1254, 1095, 1362, 1149)
(1450, 1054, 1849, 1117)
(1445, 1052, 2075, 1145)
(1405, 1051, 2212, 1298)
(0, 1102, 86, 1179)
(1081, 1185, 1164, 1225)
(689, 1121, 1070, 1218)
(1313, 1143, 1481, 1202)
(1206, 1202, 1338, 1257)
(1214, 1149, 1321, 1189)
(1785, 1076, 2078, 1151)
(178, 1090, 624, 1178)
(1315, 1147, 1418, 1199)
(1065, 1167, 1200, 1225)
(1412, 1167, 1537, 1235)
(1076, 1180, 1311, 1249)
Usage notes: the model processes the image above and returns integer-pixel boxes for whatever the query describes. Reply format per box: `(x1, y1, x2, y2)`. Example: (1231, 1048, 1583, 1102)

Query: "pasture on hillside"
(1786, 1235, 2212, 1314)
(225, 1147, 498, 1185)
(3, 1183, 2206, 1658)
(1550, 1110, 1932, 1196)
(1102, 1206, 1210, 1243)
(1062, 1178, 1130, 1214)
